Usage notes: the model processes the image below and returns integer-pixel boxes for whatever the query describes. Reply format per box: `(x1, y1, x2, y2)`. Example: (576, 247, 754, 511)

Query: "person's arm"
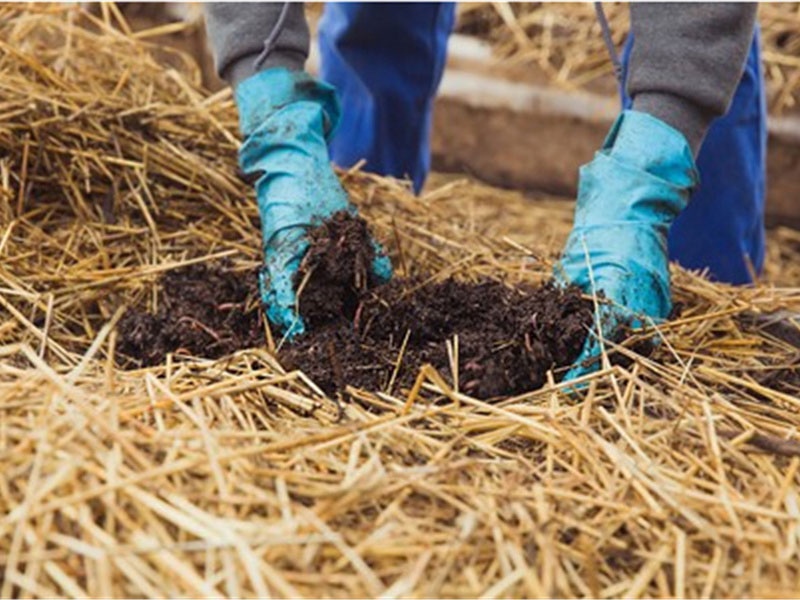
(627, 2, 757, 154)
(556, 3, 757, 383)
(203, 3, 391, 338)
(205, 3, 310, 88)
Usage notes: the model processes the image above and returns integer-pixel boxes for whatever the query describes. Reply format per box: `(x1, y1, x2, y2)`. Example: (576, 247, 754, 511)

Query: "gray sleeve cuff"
(627, 2, 757, 156)
(632, 93, 713, 155)
(204, 2, 310, 90)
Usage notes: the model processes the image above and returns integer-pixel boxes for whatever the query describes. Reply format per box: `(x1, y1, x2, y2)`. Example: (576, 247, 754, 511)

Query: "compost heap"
(6, 6, 800, 598)
(118, 212, 593, 399)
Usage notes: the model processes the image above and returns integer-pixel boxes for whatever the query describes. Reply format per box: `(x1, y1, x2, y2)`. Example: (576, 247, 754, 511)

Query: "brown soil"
(116, 263, 264, 366)
(117, 213, 593, 399)
(284, 277, 591, 398)
(295, 211, 381, 329)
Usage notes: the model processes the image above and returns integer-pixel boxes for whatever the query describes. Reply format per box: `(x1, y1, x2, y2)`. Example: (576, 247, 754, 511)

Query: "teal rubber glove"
(237, 68, 392, 338)
(555, 110, 699, 382)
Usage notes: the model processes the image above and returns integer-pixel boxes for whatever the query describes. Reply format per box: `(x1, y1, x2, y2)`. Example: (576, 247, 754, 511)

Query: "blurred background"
(101, 2, 800, 228)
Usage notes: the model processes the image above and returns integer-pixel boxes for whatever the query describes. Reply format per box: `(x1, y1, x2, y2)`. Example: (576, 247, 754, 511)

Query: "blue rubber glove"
(555, 110, 699, 382)
(237, 68, 392, 338)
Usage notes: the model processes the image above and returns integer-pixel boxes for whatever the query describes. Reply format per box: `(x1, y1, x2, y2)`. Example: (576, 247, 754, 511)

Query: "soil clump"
(117, 213, 593, 398)
(116, 263, 264, 366)
(285, 277, 591, 398)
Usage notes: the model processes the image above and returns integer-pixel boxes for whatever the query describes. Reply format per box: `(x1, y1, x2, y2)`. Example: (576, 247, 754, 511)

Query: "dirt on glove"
(117, 212, 593, 399)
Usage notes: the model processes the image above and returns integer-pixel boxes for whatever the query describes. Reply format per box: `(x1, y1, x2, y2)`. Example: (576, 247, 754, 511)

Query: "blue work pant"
(318, 2, 455, 194)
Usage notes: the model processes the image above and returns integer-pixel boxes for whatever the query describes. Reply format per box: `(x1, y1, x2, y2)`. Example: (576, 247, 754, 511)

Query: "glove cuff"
(602, 110, 699, 190)
(235, 67, 341, 139)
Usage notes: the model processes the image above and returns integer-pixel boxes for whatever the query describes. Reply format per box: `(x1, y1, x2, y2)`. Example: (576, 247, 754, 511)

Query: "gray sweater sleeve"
(204, 3, 310, 89)
(627, 2, 757, 154)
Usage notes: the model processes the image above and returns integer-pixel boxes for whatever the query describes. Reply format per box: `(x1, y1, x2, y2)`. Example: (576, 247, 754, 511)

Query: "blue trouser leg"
(620, 29, 767, 285)
(318, 2, 456, 194)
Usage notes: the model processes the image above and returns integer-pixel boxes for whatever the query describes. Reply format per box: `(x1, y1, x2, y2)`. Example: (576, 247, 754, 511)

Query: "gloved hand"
(236, 68, 392, 338)
(555, 110, 699, 382)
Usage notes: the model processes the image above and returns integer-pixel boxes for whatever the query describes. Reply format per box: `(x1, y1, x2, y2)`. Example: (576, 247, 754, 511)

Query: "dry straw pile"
(457, 2, 800, 114)
(2, 4, 800, 598)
